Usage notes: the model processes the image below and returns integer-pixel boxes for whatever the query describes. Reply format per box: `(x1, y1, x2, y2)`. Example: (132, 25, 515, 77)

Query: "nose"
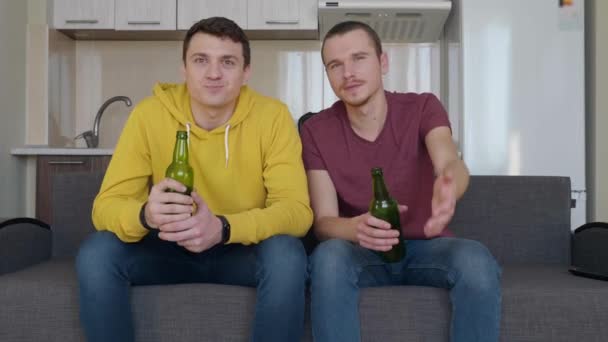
(342, 60, 355, 80)
(205, 61, 222, 79)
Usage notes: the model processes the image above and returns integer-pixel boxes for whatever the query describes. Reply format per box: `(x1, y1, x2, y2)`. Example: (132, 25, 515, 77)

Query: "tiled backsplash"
(46, 30, 441, 148)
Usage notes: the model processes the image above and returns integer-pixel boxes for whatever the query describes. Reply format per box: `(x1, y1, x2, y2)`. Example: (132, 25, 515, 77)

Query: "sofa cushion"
(501, 265, 608, 341)
(0, 259, 82, 342)
(3, 260, 607, 342)
(0, 259, 260, 342)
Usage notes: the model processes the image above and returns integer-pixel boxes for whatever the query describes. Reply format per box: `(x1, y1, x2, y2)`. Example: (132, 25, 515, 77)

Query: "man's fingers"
(159, 228, 198, 242)
(152, 178, 188, 195)
(191, 191, 206, 206)
(397, 204, 408, 214)
(164, 203, 194, 214)
(158, 216, 195, 232)
(359, 224, 399, 238)
(358, 234, 398, 251)
(359, 240, 394, 252)
(148, 202, 192, 218)
(156, 213, 192, 226)
(156, 192, 193, 205)
(365, 216, 391, 230)
(424, 215, 449, 237)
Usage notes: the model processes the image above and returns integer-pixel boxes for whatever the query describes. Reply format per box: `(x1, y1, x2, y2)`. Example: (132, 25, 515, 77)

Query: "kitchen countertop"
(11, 146, 114, 156)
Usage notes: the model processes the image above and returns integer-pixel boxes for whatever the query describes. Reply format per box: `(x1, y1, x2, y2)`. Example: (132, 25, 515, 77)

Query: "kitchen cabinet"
(177, 0, 247, 30)
(247, 0, 317, 30)
(50, 0, 318, 39)
(115, 0, 177, 31)
(36, 155, 111, 225)
(51, 0, 115, 29)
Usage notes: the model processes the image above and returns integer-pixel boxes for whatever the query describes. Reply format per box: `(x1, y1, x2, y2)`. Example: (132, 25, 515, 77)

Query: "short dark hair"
(321, 21, 382, 65)
(182, 17, 251, 68)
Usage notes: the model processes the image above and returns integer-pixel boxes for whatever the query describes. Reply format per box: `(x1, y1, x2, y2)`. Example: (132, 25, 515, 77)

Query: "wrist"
(139, 202, 154, 230)
(217, 215, 231, 244)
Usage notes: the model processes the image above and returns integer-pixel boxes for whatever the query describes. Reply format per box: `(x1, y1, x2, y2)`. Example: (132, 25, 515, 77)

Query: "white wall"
(0, 0, 28, 218)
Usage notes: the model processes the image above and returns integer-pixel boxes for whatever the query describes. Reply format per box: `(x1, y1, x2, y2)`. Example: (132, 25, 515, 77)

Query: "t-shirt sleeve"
(300, 121, 327, 170)
(419, 93, 452, 140)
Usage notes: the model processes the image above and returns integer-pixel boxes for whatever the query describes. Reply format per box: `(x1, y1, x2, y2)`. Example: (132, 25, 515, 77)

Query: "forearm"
(225, 199, 313, 245)
(441, 159, 470, 199)
(313, 216, 358, 242)
(92, 196, 148, 242)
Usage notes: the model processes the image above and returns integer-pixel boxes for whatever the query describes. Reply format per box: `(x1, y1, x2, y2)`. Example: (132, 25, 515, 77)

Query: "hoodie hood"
(152, 82, 255, 167)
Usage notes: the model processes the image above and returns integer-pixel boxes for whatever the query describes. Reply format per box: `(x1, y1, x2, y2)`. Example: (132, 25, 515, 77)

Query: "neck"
(345, 90, 387, 142)
(191, 100, 236, 131)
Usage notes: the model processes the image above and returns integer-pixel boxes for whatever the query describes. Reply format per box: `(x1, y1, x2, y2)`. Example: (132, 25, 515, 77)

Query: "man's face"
(182, 32, 251, 111)
(322, 29, 388, 107)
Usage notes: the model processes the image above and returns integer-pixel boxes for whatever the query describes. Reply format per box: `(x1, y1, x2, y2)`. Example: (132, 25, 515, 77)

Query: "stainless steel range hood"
(318, 0, 452, 43)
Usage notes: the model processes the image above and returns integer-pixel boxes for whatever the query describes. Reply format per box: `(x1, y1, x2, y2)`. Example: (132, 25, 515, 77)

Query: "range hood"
(318, 0, 452, 43)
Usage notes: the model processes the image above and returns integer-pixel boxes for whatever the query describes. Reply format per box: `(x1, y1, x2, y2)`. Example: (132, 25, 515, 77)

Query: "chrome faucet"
(76, 96, 132, 148)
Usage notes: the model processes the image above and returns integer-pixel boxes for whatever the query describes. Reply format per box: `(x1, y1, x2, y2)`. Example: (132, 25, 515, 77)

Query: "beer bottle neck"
(172, 137, 189, 163)
(372, 174, 391, 200)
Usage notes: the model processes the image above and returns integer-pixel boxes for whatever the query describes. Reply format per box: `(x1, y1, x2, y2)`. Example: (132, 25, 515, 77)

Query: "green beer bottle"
(165, 131, 194, 195)
(369, 167, 405, 263)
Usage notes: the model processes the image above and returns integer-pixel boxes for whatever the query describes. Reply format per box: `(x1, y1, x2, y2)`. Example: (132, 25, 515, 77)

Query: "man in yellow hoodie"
(75, 17, 313, 342)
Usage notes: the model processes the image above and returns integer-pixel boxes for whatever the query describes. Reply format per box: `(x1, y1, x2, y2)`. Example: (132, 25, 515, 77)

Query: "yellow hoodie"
(92, 83, 313, 244)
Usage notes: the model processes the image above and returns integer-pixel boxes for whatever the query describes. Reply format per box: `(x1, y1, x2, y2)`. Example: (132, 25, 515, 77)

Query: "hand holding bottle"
(144, 178, 195, 229)
(367, 167, 407, 263)
(354, 204, 408, 252)
(157, 191, 223, 253)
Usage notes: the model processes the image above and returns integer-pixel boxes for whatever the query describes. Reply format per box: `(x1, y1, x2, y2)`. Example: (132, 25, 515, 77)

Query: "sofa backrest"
(50, 172, 572, 265)
(51, 172, 104, 258)
(450, 176, 571, 266)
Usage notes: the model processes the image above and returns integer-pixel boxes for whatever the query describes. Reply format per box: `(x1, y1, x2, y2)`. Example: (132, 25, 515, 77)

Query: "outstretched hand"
(424, 171, 457, 238)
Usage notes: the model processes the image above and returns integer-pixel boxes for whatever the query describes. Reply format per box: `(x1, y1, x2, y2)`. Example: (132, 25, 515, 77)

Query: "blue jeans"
(309, 237, 502, 342)
(76, 230, 307, 342)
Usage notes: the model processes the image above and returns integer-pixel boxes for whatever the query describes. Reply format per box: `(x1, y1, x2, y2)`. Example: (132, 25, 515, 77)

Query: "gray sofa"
(1, 172, 608, 341)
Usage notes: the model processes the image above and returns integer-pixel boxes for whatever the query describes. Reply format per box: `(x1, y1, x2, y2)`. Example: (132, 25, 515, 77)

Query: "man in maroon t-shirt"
(301, 21, 501, 342)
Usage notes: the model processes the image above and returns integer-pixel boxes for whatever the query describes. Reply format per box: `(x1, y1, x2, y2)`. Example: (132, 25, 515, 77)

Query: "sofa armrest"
(0, 218, 52, 275)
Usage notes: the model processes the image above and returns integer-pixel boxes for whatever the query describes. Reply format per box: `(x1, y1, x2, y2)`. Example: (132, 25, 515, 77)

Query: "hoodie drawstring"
(186, 122, 191, 148)
(224, 124, 231, 168)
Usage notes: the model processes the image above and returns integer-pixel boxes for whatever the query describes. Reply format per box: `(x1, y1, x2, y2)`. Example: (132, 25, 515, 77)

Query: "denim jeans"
(76, 230, 307, 342)
(309, 237, 502, 342)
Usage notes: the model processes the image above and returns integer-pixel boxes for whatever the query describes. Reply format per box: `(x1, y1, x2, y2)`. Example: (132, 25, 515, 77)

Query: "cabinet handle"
(65, 19, 99, 24)
(265, 20, 300, 25)
(47, 161, 85, 165)
(127, 20, 162, 25)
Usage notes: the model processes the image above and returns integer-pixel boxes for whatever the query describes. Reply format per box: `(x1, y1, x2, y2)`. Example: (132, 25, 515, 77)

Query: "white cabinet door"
(52, 0, 114, 29)
(177, 0, 247, 30)
(115, 0, 176, 30)
(248, 0, 317, 30)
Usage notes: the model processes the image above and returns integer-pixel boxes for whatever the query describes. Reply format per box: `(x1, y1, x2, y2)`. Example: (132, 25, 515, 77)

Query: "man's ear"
(380, 52, 389, 75)
(180, 62, 186, 81)
(242, 64, 252, 84)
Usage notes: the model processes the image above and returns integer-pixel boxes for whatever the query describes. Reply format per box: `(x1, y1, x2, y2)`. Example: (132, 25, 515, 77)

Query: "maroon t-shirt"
(301, 91, 452, 239)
